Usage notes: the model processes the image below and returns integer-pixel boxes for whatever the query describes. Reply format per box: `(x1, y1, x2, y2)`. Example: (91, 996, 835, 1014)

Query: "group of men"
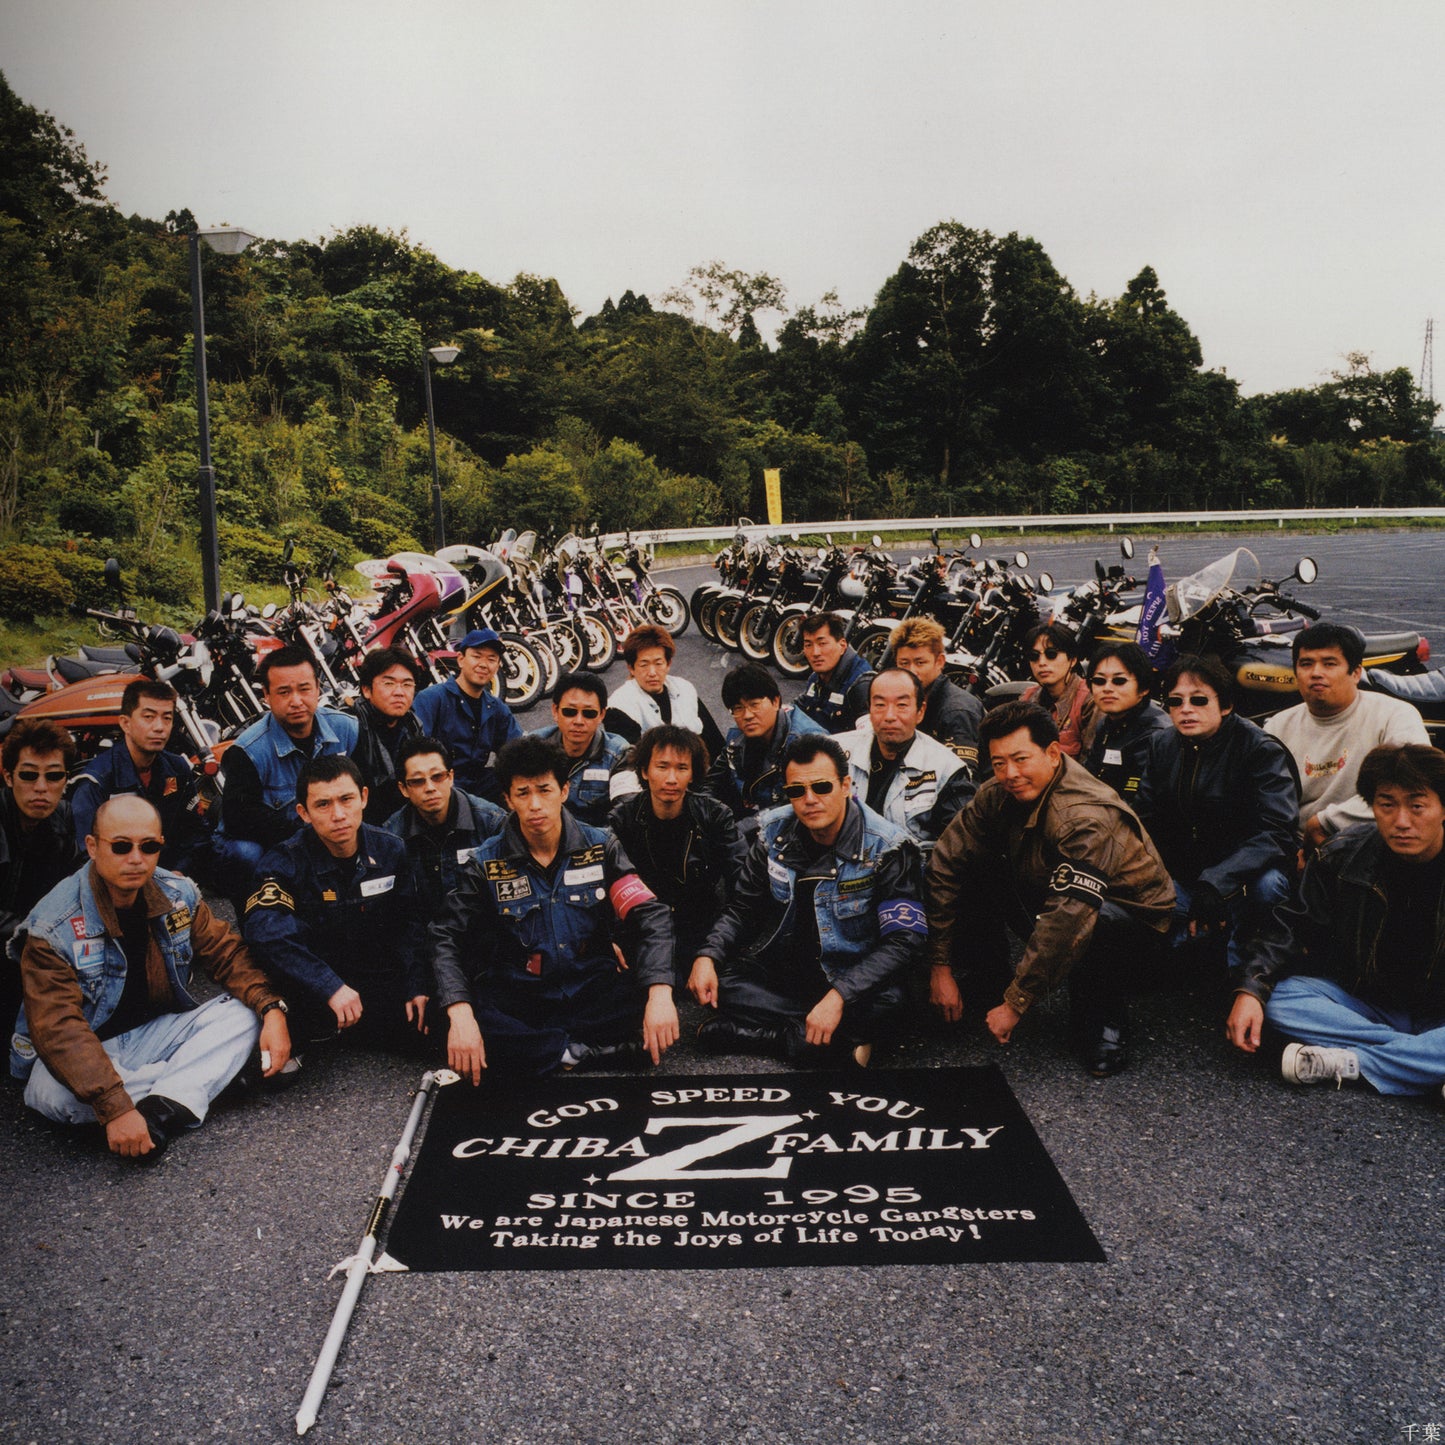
(5, 604, 1445, 1162)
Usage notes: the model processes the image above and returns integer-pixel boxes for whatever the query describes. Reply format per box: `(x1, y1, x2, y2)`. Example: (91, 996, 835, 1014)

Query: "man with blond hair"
(889, 617, 983, 779)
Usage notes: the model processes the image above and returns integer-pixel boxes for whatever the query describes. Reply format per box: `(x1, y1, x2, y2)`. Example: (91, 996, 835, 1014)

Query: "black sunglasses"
(783, 780, 837, 799)
(15, 768, 67, 784)
(558, 706, 600, 719)
(97, 838, 164, 856)
(1165, 693, 1213, 710)
(1089, 673, 1133, 687)
(1030, 647, 1063, 661)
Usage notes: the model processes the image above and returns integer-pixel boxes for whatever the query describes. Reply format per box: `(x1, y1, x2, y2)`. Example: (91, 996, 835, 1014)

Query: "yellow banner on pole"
(764, 468, 782, 527)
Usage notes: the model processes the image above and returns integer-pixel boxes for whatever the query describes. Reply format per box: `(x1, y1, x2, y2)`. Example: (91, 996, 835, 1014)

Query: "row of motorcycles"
(690, 526, 1445, 740)
(0, 527, 691, 775)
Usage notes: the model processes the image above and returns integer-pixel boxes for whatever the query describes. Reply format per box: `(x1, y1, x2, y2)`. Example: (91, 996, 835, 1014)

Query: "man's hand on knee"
(805, 989, 845, 1047)
(1226, 993, 1265, 1053)
(328, 984, 363, 1029)
(106, 1108, 154, 1159)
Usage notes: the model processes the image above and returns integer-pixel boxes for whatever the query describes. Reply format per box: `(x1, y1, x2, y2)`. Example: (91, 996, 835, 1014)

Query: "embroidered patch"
(767, 857, 791, 884)
(73, 938, 106, 965)
(322, 889, 338, 902)
(582, 768, 611, 782)
(903, 771, 937, 790)
(1047, 861, 1107, 907)
(359, 874, 395, 898)
(484, 858, 519, 881)
(69, 916, 88, 940)
(494, 876, 534, 903)
(1102, 748, 1123, 767)
(828, 691, 845, 705)
(571, 843, 606, 867)
(163, 776, 179, 796)
(457, 847, 478, 865)
(837, 873, 875, 895)
(949, 743, 979, 766)
(163, 906, 192, 935)
(610, 873, 656, 920)
(563, 864, 605, 885)
(877, 898, 928, 936)
(245, 881, 295, 913)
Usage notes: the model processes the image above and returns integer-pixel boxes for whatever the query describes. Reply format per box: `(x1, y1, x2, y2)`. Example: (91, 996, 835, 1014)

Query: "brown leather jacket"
(20, 868, 279, 1125)
(925, 755, 1174, 1015)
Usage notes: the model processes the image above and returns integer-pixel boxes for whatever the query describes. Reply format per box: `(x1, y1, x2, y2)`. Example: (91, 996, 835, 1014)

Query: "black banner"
(385, 1067, 1104, 1270)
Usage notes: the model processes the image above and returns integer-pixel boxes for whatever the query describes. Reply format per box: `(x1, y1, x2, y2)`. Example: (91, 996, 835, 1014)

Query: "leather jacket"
(384, 788, 507, 912)
(1084, 700, 1171, 803)
(704, 705, 826, 824)
(1135, 712, 1299, 899)
(795, 647, 875, 734)
(0, 791, 80, 952)
(919, 675, 984, 777)
(532, 724, 630, 827)
(347, 697, 422, 825)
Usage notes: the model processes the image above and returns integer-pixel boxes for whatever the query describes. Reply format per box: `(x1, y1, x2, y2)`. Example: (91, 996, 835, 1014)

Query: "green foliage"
(217, 522, 290, 586)
(0, 545, 76, 620)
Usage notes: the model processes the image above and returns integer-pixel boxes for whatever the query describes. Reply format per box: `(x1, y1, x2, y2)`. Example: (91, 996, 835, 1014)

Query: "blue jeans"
(1265, 975, 1445, 1096)
(24, 996, 260, 1124)
(1172, 867, 1292, 975)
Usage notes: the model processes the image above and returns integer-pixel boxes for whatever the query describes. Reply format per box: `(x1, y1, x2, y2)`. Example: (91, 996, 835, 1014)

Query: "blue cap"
(459, 627, 505, 654)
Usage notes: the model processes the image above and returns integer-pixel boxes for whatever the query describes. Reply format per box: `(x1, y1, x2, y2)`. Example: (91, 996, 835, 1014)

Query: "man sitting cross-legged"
(430, 736, 679, 1080)
(12, 796, 291, 1160)
(690, 732, 926, 1067)
(1227, 743, 1445, 1097)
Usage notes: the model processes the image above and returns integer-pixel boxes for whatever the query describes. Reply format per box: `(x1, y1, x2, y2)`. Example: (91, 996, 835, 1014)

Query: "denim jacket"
(531, 724, 630, 827)
(384, 789, 507, 911)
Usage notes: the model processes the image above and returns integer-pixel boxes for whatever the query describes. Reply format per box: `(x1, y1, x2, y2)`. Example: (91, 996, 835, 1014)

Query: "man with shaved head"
(10, 795, 291, 1159)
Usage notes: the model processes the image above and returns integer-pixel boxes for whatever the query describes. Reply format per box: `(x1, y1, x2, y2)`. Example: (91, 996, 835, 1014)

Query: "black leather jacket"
(607, 789, 748, 955)
(1084, 700, 1171, 803)
(1135, 712, 1299, 900)
(0, 791, 80, 952)
(1240, 822, 1445, 1013)
(348, 698, 423, 825)
(919, 675, 985, 778)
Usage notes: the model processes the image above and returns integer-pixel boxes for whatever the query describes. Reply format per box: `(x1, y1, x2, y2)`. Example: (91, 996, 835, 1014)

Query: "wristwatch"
(259, 998, 289, 1019)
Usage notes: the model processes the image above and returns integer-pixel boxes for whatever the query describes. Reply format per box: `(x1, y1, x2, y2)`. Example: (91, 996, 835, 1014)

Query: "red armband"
(609, 873, 656, 921)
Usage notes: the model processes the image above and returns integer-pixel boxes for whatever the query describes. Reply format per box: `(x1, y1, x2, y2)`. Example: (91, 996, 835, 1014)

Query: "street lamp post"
(423, 343, 461, 550)
(190, 225, 257, 613)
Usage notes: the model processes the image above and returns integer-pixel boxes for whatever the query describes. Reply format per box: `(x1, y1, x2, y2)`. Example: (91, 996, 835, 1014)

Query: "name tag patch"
(457, 847, 478, 865)
(767, 857, 791, 885)
(563, 864, 605, 885)
(904, 771, 937, 789)
(484, 859, 519, 881)
(837, 873, 875, 895)
(360, 875, 395, 898)
(164, 906, 192, 935)
(583, 768, 611, 782)
(1103, 748, 1123, 767)
(494, 876, 533, 903)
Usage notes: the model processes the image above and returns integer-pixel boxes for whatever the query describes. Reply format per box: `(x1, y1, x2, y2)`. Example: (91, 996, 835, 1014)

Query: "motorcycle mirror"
(283, 538, 294, 562)
(817, 547, 827, 561)
(1295, 557, 1318, 585)
(1094, 560, 1105, 581)
(1038, 571, 1054, 592)
(931, 528, 940, 548)
(261, 603, 278, 619)
(124, 643, 142, 662)
(872, 534, 883, 549)
(1120, 536, 1135, 560)
(230, 593, 246, 615)
(969, 532, 983, 550)
(1015, 551, 1029, 568)
(104, 557, 122, 589)
(790, 531, 800, 542)
(1022, 574, 1037, 591)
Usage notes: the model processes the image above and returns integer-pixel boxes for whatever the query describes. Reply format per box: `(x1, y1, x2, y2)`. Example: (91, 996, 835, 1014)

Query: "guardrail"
(602, 506, 1445, 552)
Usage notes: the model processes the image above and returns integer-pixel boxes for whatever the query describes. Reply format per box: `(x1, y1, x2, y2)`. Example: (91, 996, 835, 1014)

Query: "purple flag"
(1137, 549, 1172, 665)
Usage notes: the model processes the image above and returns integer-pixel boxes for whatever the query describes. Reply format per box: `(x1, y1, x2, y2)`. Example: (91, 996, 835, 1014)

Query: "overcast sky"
(2, 0, 1441, 397)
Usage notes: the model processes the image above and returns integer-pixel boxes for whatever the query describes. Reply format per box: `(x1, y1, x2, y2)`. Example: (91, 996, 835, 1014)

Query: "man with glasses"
(690, 733, 926, 1066)
(704, 663, 826, 836)
(1135, 654, 1299, 979)
(412, 628, 522, 804)
(835, 669, 974, 848)
(349, 648, 423, 825)
(2, 719, 81, 1034)
(606, 623, 726, 760)
(70, 679, 203, 872)
(1021, 623, 1094, 758)
(245, 756, 431, 1057)
(11, 795, 292, 1159)
(796, 612, 875, 735)
(1082, 643, 1170, 801)
(926, 701, 1175, 1077)
(889, 617, 984, 776)
(533, 672, 631, 826)
(384, 736, 506, 913)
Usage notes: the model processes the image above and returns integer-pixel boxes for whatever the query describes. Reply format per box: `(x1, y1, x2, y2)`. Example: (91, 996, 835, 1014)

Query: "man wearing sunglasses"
(383, 736, 506, 915)
(1135, 654, 1299, 979)
(1, 719, 82, 1034)
(1082, 643, 1170, 801)
(691, 733, 926, 1066)
(1021, 623, 1094, 759)
(926, 701, 1174, 1077)
(532, 672, 631, 826)
(11, 795, 291, 1159)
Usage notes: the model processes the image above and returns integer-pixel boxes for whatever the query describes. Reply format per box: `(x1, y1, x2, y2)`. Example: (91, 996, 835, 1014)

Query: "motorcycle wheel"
(771, 613, 812, 678)
(854, 624, 893, 671)
(714, 595, 745, 650)
(545, 618, 587, 672)
(576, 610, 617, 670)
(499, 636, 546, 711)
(513, 631, 558, 695)
(737, 602, 776, 661)
(698, 592, 725, 643)
(689, 585, 715, 631)
(644, 586, 690, 636)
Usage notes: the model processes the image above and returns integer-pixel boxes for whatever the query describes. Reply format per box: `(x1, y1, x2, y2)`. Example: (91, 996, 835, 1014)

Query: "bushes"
(218, 522, 290, 586)
(0, 546, 76, 621)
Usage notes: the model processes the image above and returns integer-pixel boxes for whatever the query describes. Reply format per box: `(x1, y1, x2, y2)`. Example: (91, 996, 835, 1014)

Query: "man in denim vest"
(691, 732, 926, 1066)
(12, 796, 291, 1159)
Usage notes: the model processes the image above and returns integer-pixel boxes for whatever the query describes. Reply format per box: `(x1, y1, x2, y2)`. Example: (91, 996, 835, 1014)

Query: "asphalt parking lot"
(3, 528, 1442, 1445)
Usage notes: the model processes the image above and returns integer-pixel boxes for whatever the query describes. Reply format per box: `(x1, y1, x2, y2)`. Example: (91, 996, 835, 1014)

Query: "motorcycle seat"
(80, 645, 137, 664)
(1364, 668, 1445, 705)
(8, 665, 52, 691)
(53, 654, 132, 684)
(1360, 631, 1421, 660)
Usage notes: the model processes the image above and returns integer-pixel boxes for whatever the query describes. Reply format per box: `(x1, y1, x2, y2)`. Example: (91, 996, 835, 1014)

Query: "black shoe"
(1081, 1020, 1130, 1078)
(696, 1016, 788, 1058)
(134, 1095, 199, 1157)
(562, 1039, 650, 1073)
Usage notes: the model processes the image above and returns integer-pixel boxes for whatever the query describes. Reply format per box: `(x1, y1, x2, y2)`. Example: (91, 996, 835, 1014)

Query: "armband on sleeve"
(877, 898, 928, 937)
(609, 873, 657, 921)
(1047, 861, 1107, 909)
(245, 880, 295, 914)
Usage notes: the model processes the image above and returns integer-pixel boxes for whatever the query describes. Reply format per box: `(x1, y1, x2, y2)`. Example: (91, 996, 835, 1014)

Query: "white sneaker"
(1281, 1042, 1360, 1087)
